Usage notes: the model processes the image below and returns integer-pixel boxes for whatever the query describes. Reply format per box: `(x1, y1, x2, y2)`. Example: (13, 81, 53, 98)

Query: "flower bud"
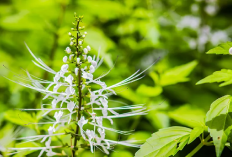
(82, 35, 85, 38)
(87, 56, 92, 62)
(87, 45, 91, 51)
(75, 67, 79, 76)
(83, 55, 87, 60)
(63, 56, 68, 63)
(229, 47, 232, 55)
(83, 48, 88, 54)
(70, 41, 74, 46)
(79, 41, 83, 45)
(68, 32, 72, 36)
(61, 64, 69, 72)
(77, 58, 80, 64)
(89, 65, 95, 73)
(69, 54, 74, 61)
(65, 47, 71, 54)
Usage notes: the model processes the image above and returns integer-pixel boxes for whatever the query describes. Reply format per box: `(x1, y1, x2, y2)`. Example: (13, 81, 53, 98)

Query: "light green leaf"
(111, 150, 133, 157)
(205, 95, 232, 157)
(168, 104, 205, 128)
(188, 126, 205, 144)
(135, 126, 192, 157)
(128, 131, 151, 142)
(160, 60, 198, 86)
(196, 69, 232, 87)
(118, 87, 146, 103)
(14, 142, 41, 157)
(136, 84, 162, 97)
(206, 42, 232, 55)
(146, 99, 170, 129)
(4, 110, 36, 129)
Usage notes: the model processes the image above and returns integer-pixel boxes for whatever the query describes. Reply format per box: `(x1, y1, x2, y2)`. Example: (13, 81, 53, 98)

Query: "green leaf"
(136, 84, 162, 97)
(196, 69, 232, 87)
(128, 131, 152, 142)
(160, 60, 198, 86)
(13, 142, 41, 157)
(4, 110, 36, 129)
(111, 150, 133, 157)
(188, 126, 205, 144)
(168, 104, 205, 128)
(206, 42, 232, 55)
(205, 95, 232, 157)
(146, 99, 170, 129)
(135, 126, 192, 157)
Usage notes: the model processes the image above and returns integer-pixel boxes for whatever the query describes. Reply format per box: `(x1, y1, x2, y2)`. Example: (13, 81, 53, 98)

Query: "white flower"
(87, 45, 91, 51)
(65, 74, 73, 85)
(76, 58, 80, 64)
(69, 54, 74, 61)
(65, 47, 71, 54)
(6, 18, 155, 156)
(54, 111, 63, 122)
(61, 64, 69, 72)
(63, 56, 68, 63)
(89, 65, 95, 73)
(70, 41, 74, 46)
(83, 48, 88, 54)
(75, 67, 79, 76)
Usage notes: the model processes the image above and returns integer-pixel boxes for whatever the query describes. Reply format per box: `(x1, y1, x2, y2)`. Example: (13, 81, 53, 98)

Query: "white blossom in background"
(5, 14, 155, 156)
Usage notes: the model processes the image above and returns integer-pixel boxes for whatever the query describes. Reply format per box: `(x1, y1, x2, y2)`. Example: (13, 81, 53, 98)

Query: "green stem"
(186, 135, 211, 157)
(72, 18, 81, 157)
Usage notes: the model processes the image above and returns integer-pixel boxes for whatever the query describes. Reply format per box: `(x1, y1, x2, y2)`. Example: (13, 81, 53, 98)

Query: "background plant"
(135, 42, 232, 157)
(1, 0, 232, 157)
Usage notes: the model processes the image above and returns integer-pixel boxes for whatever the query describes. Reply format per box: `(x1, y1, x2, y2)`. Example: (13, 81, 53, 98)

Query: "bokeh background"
(0, 0, 232, 156)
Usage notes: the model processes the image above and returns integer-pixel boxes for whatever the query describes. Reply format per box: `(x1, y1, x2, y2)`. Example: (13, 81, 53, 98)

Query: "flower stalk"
(5, 13, 155, 156)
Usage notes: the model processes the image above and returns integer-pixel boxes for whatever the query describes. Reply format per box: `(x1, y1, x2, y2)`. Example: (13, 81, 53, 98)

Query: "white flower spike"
(6, 14, 159, 156)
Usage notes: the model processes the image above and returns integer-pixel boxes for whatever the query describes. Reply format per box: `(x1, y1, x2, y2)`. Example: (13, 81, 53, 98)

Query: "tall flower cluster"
(7, 14, 150, 156)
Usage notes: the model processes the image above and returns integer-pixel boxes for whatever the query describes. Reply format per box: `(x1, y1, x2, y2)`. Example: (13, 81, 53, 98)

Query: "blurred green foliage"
(1, 0, 232, 156)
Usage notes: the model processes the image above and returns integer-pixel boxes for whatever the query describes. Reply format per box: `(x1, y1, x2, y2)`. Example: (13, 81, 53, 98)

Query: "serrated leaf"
(188, 126, 205, 144)
(4, 110, 36, 129)
(205, 95, 232, 157)
(160, 60, 198, 86)
(206, 42, 232, 55)
(168, 104, 205, 128)
(136, 84, 162, 97)
(135, 126, 192, 157)
(196, 69, 232, 87)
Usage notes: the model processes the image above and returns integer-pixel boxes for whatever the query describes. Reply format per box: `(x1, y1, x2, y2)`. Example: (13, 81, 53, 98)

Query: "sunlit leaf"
(111, 150, 133, 157)
(135, 126, 192, 157)
(205, 95, 232, 157)
(188, 126, 205, 144)
(168, 104, 205, 128)
(128, 131, 151, 142)
(196, 69, 232, 87)
(136, 84, 162, 97)
(5, 110, 36, 129)
(206, 42, 232, 55)
(160, 60, 198, 86)
(14, 142, 41, 157)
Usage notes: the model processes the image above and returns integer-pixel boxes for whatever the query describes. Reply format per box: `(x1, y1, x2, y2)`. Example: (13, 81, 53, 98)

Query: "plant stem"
(186, 135, 211, 157)
(72, 19, 81, 157)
